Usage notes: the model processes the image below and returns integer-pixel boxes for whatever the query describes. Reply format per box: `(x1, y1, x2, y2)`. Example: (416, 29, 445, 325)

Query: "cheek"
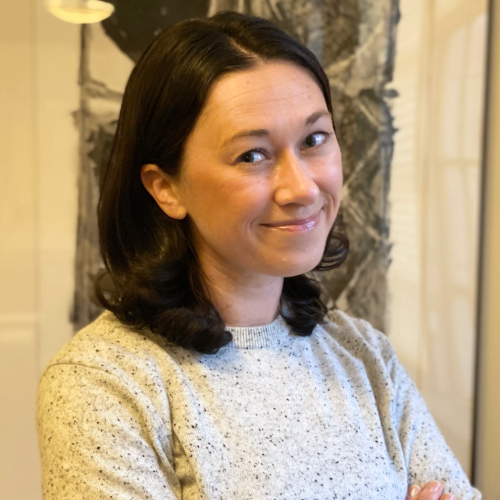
(186, 172, 266, 236)
(329, 148, 343, 193)
(318, 160, 343, 199)
(317, 159, 343, 227)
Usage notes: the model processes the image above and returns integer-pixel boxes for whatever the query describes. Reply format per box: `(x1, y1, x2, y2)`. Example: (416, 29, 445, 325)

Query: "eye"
(236, 149, 266, 164)
(302, 131, 332, 149)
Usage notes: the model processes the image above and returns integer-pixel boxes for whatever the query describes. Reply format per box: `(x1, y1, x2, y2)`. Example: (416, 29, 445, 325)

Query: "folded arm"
(37, 363, 181, 500)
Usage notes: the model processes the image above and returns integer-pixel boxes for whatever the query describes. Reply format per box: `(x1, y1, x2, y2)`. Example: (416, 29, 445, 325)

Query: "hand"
(406, 481, 454, 500)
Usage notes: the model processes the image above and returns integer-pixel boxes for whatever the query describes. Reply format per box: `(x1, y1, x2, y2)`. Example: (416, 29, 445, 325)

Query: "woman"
(36, 11, 481, 500)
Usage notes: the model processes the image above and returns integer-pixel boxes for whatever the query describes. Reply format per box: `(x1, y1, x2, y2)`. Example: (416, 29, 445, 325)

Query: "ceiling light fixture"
(46, 0, 115, 24)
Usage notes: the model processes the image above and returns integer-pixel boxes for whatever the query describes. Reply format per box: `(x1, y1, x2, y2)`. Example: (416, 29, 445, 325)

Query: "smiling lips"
(262, 209, 321, 232)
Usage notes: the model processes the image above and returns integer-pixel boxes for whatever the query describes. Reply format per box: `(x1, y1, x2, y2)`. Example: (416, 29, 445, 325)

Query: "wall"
(475, 0, 500, 497)
(388, 0, 488, 478)
(0, 1, 80, 498)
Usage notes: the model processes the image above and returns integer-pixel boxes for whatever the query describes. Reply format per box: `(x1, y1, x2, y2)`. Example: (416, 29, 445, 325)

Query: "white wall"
(388, 0, 488, 478)
(0, 1, 80, 498)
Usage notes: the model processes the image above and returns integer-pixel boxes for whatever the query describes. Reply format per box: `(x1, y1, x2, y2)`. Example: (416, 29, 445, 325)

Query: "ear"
(140, 164, 187, 220)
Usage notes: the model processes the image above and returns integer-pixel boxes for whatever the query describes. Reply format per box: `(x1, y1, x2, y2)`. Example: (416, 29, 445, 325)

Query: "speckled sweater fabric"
(36, 309, 481, 500)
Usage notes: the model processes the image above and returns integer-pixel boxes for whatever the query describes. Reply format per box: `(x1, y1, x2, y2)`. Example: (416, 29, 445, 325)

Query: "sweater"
(36, 309, 481, 500)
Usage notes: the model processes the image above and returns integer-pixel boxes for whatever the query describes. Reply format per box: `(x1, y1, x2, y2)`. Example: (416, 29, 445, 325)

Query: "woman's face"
(164, 61, 342, 281)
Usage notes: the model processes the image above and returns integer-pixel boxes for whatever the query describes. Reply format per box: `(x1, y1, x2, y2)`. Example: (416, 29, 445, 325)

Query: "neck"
(198, 255, 283, 328)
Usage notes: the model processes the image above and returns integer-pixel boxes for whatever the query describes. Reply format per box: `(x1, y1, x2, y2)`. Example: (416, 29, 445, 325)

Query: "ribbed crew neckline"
(225, 314, 291, 349)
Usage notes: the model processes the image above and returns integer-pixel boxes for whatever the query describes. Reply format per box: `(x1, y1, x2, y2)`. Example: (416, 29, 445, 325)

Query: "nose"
(273, 150, 320, 207)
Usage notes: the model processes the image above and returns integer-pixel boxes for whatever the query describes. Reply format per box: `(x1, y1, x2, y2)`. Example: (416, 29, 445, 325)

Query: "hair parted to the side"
(95, 10, 349, 354)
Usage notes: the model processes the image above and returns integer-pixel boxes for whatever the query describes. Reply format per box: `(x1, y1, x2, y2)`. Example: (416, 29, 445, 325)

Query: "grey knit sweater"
(36, 309, 481, 500)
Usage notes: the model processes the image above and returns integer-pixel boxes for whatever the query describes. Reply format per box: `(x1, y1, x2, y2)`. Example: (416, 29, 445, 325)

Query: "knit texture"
(36, 309, 481, 500)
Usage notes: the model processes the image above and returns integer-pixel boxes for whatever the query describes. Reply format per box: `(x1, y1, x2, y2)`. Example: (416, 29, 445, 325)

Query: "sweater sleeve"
(359, 322, 482, 500)
(36, 363, 181, 500)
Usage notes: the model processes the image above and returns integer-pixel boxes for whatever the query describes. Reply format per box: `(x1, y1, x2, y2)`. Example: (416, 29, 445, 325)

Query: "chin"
(267, 252, 325, 278)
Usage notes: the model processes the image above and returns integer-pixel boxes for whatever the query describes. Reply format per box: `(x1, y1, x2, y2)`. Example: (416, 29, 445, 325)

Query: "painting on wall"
(71, 0, 400, 334)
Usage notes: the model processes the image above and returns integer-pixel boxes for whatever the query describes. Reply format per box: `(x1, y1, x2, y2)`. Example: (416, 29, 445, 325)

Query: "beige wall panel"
(387, 0, 426, 384)
(475, 1, 500, 497)
(35, 1, 80, 375)
(0, 324, 40, 500)
(0, 0, 36, 316)
(389, 0, 488, 477)
(0, 0, 40, 498)
(0, 0, 80, 498)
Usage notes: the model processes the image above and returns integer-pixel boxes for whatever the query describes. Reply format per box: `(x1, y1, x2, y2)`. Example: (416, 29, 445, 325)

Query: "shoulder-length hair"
(95, 10, 349, 354)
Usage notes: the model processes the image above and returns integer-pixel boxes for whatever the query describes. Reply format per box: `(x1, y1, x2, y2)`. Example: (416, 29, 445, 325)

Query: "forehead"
(195, 61, 327, 132)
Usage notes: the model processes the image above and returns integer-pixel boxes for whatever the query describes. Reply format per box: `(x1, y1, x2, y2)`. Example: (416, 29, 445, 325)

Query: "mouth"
(262, 209, 322, 233)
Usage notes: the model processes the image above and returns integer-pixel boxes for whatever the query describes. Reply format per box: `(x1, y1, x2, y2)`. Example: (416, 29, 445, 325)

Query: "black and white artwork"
(71, 0, 400, 334)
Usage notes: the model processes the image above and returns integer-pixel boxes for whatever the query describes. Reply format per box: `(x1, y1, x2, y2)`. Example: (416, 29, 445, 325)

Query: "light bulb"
(46, 0, 115, 24)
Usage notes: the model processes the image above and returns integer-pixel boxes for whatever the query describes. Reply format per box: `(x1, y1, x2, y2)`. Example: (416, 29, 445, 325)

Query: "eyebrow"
(221, 110, 332, 148)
